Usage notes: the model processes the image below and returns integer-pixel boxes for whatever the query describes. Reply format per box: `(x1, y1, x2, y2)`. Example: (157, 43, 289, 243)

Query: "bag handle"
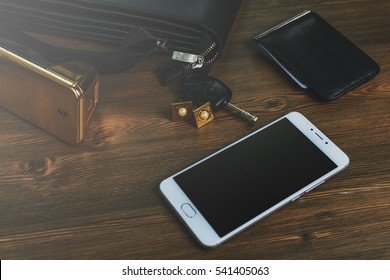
(0, 24, 158, 73)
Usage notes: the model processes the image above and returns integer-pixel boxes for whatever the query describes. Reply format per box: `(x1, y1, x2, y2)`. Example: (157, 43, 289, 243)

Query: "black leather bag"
(0, 0, 242, 84)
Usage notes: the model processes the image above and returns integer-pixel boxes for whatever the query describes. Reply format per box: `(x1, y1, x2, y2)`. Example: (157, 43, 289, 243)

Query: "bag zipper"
(157, 39, 217, 69)
(171, 42, 218, 69)
(156, 39, 218, 85)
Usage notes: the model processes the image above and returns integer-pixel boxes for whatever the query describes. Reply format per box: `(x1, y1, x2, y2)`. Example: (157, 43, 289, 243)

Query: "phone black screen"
(174, 118, 337, 237)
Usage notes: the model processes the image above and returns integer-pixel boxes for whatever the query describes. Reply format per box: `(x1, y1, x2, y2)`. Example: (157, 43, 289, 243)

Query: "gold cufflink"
(193, 102, 214, 128)
(171, 101, 194, 122)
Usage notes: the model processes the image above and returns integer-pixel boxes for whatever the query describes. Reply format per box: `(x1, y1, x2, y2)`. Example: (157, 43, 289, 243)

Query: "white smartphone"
(160, 112, 349, 248)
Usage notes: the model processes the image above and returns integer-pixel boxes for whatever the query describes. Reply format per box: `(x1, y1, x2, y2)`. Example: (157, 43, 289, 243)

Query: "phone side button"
(291, 195, 301, 202)
(181, 203, 197, 218)
(305, 181, 325, 194)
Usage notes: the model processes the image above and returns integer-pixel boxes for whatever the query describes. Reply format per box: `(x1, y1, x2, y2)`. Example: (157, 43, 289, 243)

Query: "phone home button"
(181, 203, 196, 218)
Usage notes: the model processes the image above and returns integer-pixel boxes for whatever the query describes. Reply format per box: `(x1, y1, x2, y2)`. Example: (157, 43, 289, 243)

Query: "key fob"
(181, 74, 232, 112)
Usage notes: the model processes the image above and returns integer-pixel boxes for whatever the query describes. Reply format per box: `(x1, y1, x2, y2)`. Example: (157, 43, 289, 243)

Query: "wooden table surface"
(1, 0, 389, 259)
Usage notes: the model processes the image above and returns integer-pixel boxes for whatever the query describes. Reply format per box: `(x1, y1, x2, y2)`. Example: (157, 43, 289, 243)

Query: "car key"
(181, 74, 258, 125)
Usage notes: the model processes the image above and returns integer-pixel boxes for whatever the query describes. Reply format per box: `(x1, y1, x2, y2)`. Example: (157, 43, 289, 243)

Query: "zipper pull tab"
(171, 51, 204, 69)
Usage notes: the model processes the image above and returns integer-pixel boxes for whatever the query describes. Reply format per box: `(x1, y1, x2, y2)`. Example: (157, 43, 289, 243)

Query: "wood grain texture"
(0, 0, 389, 259)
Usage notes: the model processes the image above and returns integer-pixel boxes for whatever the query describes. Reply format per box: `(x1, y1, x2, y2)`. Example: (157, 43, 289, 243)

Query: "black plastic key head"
(181, 74, 232, 112)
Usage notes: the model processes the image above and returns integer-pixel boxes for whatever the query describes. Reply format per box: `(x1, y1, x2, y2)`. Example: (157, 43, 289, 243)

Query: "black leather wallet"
(253, 10, 380, 100)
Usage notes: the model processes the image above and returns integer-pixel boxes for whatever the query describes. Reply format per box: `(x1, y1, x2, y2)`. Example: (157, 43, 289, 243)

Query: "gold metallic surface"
(193, 102, 214, 128)
(0, 47, 99, 144)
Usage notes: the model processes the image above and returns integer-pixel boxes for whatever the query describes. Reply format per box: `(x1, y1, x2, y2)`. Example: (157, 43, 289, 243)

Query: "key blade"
(226, 103, 258, 125)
